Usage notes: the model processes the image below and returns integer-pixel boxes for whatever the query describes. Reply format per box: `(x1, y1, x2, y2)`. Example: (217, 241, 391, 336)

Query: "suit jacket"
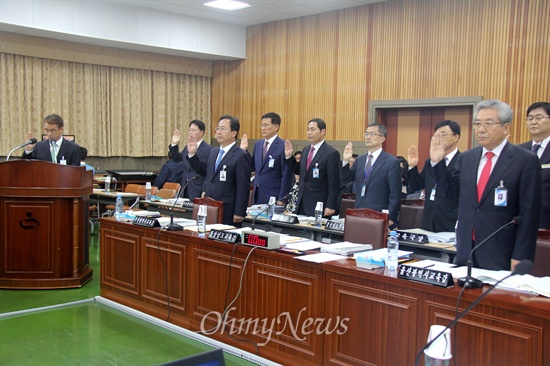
(250, 137, 293, 204)
(170, 141, 212, 200)
(407, 153, 460, 232)
(518, 141, 550, 229)
(153, 160, 184, 188)
(188, 144, 251, 225)
(341, 150, 402, 226)
(22, 138, 80, 166)
(296, 142, 341, 217)
(435, 142, 541, 270)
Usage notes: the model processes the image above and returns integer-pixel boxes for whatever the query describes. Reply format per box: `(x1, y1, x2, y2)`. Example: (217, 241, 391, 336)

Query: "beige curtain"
(1, 53, 211, 157)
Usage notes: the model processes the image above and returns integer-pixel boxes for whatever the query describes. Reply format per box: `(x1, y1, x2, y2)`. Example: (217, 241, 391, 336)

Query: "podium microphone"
(415, 259, 533, 366)
(251, 194, 289, 230)
(6, 138, 38, 161)
(458, 216, 521, 288)
(166, 177, 197, 231)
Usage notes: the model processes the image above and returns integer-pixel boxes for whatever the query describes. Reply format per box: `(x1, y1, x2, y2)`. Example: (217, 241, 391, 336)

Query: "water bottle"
(268, 196, 276, 219)
(386, 230, 399, 271)
(145, 182, 151, 201)
(314, 201, 323, 228)
(115, 193, 124, 221)
(197, 205, 207, 238)
(105, 176, 111, 193)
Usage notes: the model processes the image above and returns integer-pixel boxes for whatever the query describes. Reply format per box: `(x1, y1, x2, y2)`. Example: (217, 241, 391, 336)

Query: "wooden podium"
(0, 160, 93, 289)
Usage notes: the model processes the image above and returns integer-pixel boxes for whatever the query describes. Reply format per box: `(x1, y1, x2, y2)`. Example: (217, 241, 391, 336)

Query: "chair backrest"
(401, 199, 425, 207)
(163, 182, 181, 192)
(532, 229, 550, 277)
(398, 204, 424, 230)
(192, 197, 224, 224)
(157, 188, 176, 199)
(344, 208, 389, 249)
(339, 197, 356, 219)
(125, 184, 142, 194)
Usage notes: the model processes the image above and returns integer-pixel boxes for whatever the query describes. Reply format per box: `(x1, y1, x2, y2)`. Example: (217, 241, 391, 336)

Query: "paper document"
(296, 253, 346, 263)
(400, 228, 455, 243)
(185, 224, 236, 232)
(284, 240, 322, 251)
(353, 248, 413, 260)
(320, 242, 373, 255)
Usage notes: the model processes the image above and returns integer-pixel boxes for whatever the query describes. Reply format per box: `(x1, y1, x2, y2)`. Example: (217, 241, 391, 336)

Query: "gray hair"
(474, 100, 513, 125)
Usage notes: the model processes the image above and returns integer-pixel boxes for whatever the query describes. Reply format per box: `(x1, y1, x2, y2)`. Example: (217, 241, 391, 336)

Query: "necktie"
(364, 154, 373, 181)
(532, 144, 541, 155)
(477, 151, 494, 202)
(50, 141, 57, 163)
(215, 148, 225, 171)
(262, 140, 269, 161)
(306, 146, 315, 170)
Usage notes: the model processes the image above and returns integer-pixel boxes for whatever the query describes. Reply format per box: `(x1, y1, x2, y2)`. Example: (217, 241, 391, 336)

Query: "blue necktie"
(215, 149, 225, 170)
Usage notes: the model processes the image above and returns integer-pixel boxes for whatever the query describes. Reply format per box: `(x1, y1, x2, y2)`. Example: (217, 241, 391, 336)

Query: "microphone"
(166, 177, 197, 231)
(251, 194, 289, 230)
(458, 216, 521, 288)
(6, 138, 38, 161)
(415, 259, 533, 366)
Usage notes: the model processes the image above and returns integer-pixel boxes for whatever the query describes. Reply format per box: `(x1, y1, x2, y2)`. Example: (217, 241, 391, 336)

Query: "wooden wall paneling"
(101, 227, 140, 295)
(443, 106, 473, 151)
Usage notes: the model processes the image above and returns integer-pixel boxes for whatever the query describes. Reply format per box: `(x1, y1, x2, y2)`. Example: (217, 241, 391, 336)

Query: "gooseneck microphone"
(415, 259, 533, 366)
(6, 138, 38, 161)
(251, 194, 289, 230)
(458, 216, 521, 288)
(166, 177, 197, 231)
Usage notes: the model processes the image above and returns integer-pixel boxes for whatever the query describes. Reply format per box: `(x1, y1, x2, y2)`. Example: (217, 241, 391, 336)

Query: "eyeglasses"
(189, 128, 200, 133)
(364, 132, 382, 137)
(260, 123, 273, 128)
(526, 115, 550, 123)
(472, 120, 502, 130)
(215, 127, 228, 132)
(44, 128, 60, 134)
(438, 132, 456, 137)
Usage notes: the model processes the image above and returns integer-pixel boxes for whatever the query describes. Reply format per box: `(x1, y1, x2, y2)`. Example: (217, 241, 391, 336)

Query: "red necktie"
(306, 146, 315, 170)
(477, 151, 494, 202)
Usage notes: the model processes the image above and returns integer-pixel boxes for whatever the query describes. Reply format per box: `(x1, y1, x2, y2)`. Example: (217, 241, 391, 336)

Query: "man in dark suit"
(187, 115, 251, 226)
(153, 151, 184, 188)
(434, 100, 541, 271)
(407, 120, 461, 232)
(169, 120, 212, 200)
(284, 118, 340, 217)
(341, 124, 401, 228)
(22, 114, 80, 166)
(518, 102, 550, 229)
(240, 112, 293, 204)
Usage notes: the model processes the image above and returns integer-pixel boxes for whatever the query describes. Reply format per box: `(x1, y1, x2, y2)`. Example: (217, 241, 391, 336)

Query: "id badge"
(361, 184, 366, 197)
(268, 156, 274, 168)
(313, 164, 319, 178)
(220, 170, 227, 182)
(430, 187, 436, 201)
(494, 187, 507, 206)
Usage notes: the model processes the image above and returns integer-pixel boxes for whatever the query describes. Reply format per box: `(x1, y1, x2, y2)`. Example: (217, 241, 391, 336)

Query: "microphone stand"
(415, 260, 533, 366)
(250, 195, 288, 229)
(166, 177, 197, 231)
(6, 138, 38, 161)
(458, 217, 520, 288)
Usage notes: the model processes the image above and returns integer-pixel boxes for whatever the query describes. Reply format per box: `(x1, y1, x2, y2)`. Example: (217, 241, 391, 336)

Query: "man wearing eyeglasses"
(433, 100, 541, 271)
(22, 114, 81, 166)
(341, 124, 402, 229)
(240, 112, 293, 205)
(169, 120, 212, 200)
(407, 120, 461, 232)
(518, 102, 550, 229)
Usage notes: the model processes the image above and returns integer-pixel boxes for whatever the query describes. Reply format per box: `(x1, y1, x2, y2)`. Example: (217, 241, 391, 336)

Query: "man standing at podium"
(22, 114, 80, 166)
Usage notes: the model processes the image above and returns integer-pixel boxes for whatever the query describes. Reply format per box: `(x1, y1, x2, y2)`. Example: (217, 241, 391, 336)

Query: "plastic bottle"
(115, 193, 124, 221)
(314, 201, 323, 228)
(197, 205, 207, 238)
(386, 230, 399, 271)
(268, 196, 276, 219)
(145, 182, 151, 201)
(105, 176, 111, 193)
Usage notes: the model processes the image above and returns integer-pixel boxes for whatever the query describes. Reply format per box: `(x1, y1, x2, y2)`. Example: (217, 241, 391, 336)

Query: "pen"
(424, 264, 435, 268)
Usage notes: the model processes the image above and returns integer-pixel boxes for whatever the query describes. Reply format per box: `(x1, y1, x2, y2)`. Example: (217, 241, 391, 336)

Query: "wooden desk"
(100, 218, 550, 365)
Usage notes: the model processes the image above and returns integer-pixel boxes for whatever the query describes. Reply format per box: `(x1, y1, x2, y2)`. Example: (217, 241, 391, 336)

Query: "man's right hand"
(342, 142, 353, 163)
(187, 135, 197, 155)
(407, 145, 419, 168)
(429, 133, 445, 163)
(240, 134, 249, 151)
(172, 130, 181, 145)
(284, 139, 294, 158)
(25, 131, 36, 152)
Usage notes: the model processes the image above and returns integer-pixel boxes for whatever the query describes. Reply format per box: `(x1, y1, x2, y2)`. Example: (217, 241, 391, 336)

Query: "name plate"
(271, 213, 299, 224)
(181, 201, 194, 209)
(208, 229, 240, 244)
(396, 231, 429, 244)
(133, 217, 160, 228)
(325, 220, 344, 231)
(398, 264, 454, 288)
(242, 230, 280, 250)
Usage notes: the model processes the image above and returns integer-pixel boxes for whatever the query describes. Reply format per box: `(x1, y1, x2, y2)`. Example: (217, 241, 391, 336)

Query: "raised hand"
(240, 133, 249, 151)
(187, 134, 198, 155)
(407, 145, 419, 168)
(429, 133, 445, 163)
(172, 130, 181, 145)
(343, 142, 353, 163)
(25, 131, 36, 151)
(284, 139, 294, 158)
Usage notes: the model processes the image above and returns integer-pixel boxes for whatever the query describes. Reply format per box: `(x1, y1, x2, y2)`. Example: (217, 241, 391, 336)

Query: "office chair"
(192, 197, 224, 224)
(344, 208, 389, 249)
